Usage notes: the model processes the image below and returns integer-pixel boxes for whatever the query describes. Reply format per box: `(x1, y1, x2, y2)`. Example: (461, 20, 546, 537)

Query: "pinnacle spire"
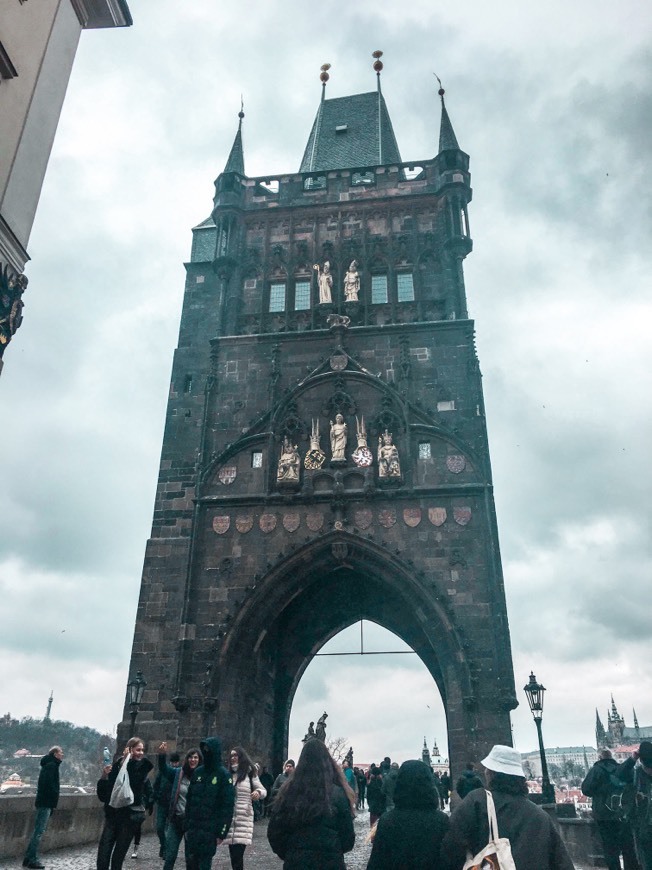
(435, 76, 460, 152)
(224, 104, 245, 175)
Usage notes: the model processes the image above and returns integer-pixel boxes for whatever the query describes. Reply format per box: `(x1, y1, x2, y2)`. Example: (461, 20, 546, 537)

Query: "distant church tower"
(121, 56, 517, 774)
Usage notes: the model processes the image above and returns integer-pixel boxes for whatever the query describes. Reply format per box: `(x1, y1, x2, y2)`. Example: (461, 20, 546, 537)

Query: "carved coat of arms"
(378, 509, 397, 528)
(306, 511, 324, 531)
(259, 513, 277, 533)
(403, 508, 422, 528)
(212, 515, 230, 535)
(283, 512, 301, 533)
(428, 507, 447, 527)
(446, 455, 466, 474)
(354, 509, 373, 530)
(453, 507, 472, 526)
(235, 515, 253, 534)
(218, 465, 237, 485)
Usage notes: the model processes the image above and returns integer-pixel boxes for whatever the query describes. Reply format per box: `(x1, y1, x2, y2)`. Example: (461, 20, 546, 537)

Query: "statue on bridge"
(315, 711, 328, 741)
(302, 721, 315, 743)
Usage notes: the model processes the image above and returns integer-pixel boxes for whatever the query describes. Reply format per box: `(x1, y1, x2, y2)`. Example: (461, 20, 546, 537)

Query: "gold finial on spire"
(372, 50, 384, 74)
(239, 94, 244, 121)
(433, 72, 445, 99)
(320, 63, 331, 84)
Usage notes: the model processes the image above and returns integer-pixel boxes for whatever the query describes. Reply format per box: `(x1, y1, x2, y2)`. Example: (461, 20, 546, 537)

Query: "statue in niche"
(305, 418, 326, 469)
(315, 712, 328, 741)
(313, 260, 333, 304)
(377, 430, 401, 478)
(343, 260, 360, 302)
(330, 413, 347, 462)
(277, 436, 300, 483)
(352, 416, 373, 467)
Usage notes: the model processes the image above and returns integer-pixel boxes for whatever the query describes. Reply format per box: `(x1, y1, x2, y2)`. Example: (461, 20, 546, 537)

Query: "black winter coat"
(184, 736, 234, 858)
(96, 756, 154, 819)
(35, 753, 61, 809)
(367, 806, 450, 869)
(367, 775, 386, 815)
(455, 769, 483, 799)
(582, 756, 635, 820)
(440, 788, 575, 870)
(267, 783, 355, 869)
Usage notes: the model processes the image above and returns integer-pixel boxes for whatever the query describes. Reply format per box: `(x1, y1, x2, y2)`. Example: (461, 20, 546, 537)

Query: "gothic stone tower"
(121, 62, 518, 775)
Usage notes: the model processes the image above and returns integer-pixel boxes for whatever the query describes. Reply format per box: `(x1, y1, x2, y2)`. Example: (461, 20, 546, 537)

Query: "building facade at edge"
(0, 0, 132, 374)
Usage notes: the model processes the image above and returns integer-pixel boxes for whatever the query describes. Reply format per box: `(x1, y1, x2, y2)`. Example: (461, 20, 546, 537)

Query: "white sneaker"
(131, 849, 138, 859)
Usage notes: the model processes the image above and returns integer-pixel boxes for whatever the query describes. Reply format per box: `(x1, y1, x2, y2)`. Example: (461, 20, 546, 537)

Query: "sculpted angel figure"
(330, 414, 347, 461)
(377, 430, 401, 478)
(343, 260, 360, 302)
(313, 261, 333, 304)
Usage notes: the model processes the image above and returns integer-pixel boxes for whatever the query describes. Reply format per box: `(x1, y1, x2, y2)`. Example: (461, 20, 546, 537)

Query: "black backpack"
(604, 770, 634, 819)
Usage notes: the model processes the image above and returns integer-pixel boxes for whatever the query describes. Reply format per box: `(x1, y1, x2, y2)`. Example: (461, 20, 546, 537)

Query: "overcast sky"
(1, 0, 650, 767)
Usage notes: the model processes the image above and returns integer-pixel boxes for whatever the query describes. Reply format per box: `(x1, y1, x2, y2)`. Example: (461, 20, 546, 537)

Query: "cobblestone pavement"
(4, 812, 374, 870)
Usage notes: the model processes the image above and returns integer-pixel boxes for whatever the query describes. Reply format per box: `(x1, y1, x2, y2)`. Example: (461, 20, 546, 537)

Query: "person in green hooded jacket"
(184, 735, 235, 870)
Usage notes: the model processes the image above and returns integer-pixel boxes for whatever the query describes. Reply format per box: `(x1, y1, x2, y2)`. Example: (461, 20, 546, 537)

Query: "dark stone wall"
(121, 153, 517, 778)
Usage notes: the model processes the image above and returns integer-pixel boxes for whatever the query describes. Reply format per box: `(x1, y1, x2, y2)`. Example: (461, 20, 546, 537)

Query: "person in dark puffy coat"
(455, 762, 484, 799)
(367, 759, 450, 870)
(96, 737, 154, 870)
(183, 735, 235, 870)
(366, 765, 386, 828)
(440, 745, 575, 870)
(267, 738, 355, 869)
(23, 745, 64, 869)
(581, 748, 638, 870)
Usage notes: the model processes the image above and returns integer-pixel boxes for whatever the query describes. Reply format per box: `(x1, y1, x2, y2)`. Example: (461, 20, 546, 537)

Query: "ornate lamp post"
(523, 671, 555, 804)
(126, 670, 147, 737)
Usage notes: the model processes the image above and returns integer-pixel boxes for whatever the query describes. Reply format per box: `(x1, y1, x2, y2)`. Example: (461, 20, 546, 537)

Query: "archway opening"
(288, 620, 448, 768)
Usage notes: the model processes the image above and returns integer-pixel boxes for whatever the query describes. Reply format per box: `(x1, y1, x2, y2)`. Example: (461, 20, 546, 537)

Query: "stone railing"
(0, 793, 152, 859)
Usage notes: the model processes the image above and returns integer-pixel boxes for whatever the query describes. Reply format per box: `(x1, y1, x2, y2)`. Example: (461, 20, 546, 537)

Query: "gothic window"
(269, 282, 286, 312)
(460, 207, 469, 236)
(184, 374, 193, 394)
(252, 451, 263, 468)
(371, 274, 388, 304)
(437, 400, 456, 412)
(294, 280, 310, 311)
(397, 272, 415, 302)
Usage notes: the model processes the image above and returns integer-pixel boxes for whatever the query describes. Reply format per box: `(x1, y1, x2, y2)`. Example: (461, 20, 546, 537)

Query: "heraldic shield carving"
(235, 515, 253, 534)
(453, 507, 472, 526)
(446, 454, 466, 474)
(378, 509, 397, 528)
(403, 507, 422, 528)
(428, 507, 447, 527)
(306, 511, 324, 532)
(283, 512, 300, 533)
(212, 515, 230, 535)
(218, 465, 237, 485)
(260, 513, 277, 533)
(354, 509, 373, 530)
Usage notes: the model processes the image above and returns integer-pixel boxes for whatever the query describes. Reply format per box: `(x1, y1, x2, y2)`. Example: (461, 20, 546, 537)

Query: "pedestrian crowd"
(19, 734, 652, 869)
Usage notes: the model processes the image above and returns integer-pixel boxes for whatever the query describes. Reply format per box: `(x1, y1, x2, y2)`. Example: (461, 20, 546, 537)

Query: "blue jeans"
(164, 817, 185, 870)
(24, 806, 52, 862)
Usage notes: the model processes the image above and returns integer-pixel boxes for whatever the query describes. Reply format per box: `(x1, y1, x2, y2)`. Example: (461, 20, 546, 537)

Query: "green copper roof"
(299, 91, 402, 172)
(224, 116, 245, 174)
(438, 96, 459, 152)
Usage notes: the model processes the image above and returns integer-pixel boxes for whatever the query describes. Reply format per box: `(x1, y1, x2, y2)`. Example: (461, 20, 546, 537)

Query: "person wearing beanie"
(440, 745, 575, 870)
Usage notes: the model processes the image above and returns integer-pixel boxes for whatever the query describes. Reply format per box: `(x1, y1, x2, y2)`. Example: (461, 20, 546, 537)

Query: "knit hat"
(481, 745, 525, 777)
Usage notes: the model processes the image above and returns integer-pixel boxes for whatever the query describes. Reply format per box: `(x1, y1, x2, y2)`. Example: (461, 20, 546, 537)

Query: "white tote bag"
(109, 755, 134, 809)
(463, 790, 517, 870)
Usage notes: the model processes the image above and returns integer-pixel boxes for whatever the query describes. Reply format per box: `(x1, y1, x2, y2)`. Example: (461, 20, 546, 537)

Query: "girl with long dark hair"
(267, 738, 355, 869)
(224, 746, 266, 870)
(157, 742, 202, 870)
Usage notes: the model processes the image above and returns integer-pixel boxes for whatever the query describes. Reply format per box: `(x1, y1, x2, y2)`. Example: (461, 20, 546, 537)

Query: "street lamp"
(126, 670, 147, 737)
(523, 671, 555, 804)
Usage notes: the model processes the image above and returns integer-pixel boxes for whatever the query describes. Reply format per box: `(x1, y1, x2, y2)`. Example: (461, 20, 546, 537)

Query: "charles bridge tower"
(122, 57, 518, 774)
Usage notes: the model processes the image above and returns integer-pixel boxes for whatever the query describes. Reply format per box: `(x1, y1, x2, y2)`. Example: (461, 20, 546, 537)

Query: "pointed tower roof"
(437, 83, 460, 152)
(224, 107, 245, 175)
(299, 91, 401, 172)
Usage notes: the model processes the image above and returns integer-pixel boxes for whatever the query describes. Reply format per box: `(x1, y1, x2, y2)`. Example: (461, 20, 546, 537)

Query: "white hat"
(481, 745, 525, 777)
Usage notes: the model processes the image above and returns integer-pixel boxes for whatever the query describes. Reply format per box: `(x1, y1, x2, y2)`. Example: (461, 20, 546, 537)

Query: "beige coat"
(225, 772, 266, 846)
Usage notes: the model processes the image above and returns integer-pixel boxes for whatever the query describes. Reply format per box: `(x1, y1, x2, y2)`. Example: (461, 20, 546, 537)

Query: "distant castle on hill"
(596, 696, 652, 750)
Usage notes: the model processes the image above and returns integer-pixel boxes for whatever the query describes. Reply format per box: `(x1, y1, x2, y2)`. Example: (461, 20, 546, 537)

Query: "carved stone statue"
(315, 711, 328, 741)
(314, 261, 333, 304)
(378, 430, 401, 478)
(343, 260, 360, 302)
(302, 721, 315, 743)
(277, 436, 300, 483)
(330, 414, 347, 462)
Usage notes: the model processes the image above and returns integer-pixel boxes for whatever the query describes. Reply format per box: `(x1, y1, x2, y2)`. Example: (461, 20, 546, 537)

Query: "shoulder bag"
(463, 790, 516, 870)
(109, 756, 134, 809)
